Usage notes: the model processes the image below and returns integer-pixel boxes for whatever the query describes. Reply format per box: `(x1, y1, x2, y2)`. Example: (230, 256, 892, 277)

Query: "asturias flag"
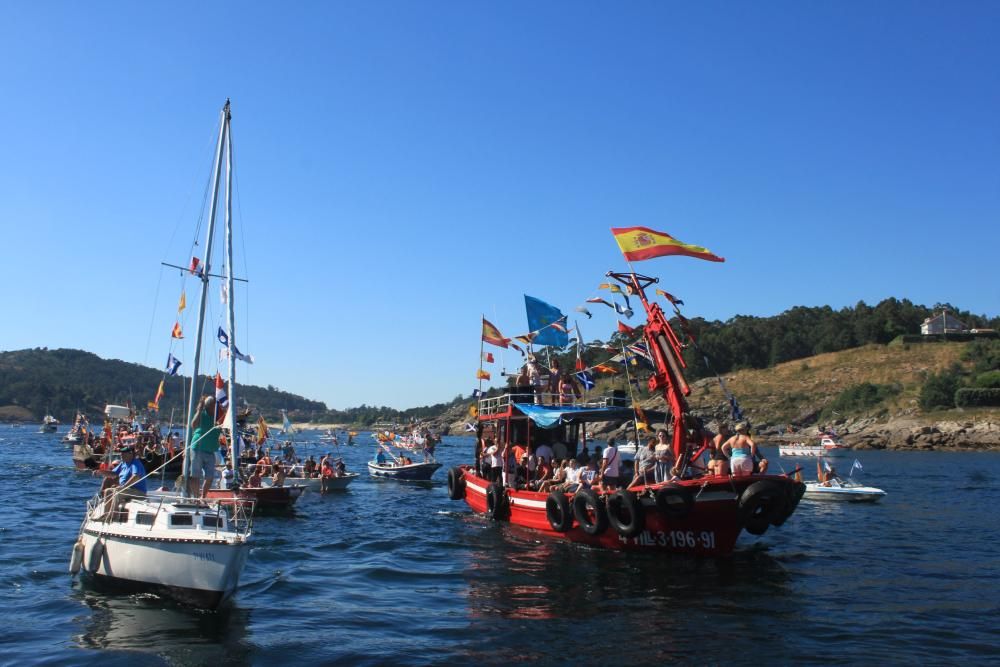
(611, 226, 724, 263)
(524, 295, 569, 347)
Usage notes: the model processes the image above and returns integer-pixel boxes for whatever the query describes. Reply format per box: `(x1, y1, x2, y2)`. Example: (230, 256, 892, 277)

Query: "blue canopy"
(513, 403, 634, 429)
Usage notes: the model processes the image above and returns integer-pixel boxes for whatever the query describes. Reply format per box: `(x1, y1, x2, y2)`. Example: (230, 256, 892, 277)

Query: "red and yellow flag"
(611, 227, 724, 263)
(149, 380, 165, 411)
(178, 291, 186, 313)
(476, 369, 491, 380)
(171, 322, 183, 339)
(481, 318, 510, 348)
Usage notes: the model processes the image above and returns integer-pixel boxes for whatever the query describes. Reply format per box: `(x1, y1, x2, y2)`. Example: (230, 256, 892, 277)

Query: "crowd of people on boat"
(474, 417, 770, 494)
(512, 357, 582, 406)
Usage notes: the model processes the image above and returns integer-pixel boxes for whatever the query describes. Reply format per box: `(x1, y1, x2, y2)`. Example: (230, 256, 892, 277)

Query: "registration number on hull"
(619, 530, 716, 550)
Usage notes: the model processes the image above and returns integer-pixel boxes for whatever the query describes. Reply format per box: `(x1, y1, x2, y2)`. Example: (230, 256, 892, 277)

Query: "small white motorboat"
(803, 478, 886, 503)
(39, 415, 59, 433)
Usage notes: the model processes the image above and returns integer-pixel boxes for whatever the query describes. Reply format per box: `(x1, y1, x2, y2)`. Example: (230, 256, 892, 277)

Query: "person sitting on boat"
(101, 445, 147, 514)
(247, 468, 262, 487)
(335, 459, 346, 476)
(707, 423, 731, 477)
(817, 460, 841, 486)
(186, 395, 223, 498)
(375, 448, 387, 465)
(530, 456, 552, 491)
(304, 455, 317, 477)
(537, 459, 567, 493)
(271, 462, 286, 487)
(579, 460, 599, 490)
(515, 454, 530, 489)
(557, 458, 582, 492)
(599, 438, 621, 490)
(722, 422, 757, 478)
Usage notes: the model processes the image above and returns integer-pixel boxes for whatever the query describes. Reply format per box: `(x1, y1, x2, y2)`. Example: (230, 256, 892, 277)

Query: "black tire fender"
(738, 480, 789, 535)
(571, 488, 609, 536)
(546, 491, 573, 532)
(606, 489, 645, 538)
(655, 484, 694, 520)
(447, 467, 466, 501)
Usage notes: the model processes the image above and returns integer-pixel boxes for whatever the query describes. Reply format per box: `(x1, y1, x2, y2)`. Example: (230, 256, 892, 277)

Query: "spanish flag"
(150, 380, 165, 410)
(476, 369, 491, 380)
(481, 318, 510, 349)
(611, 227, 724, 263)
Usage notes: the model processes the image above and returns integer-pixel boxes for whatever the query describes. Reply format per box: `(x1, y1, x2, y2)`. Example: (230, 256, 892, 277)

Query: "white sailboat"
(71, 100, 254, 608)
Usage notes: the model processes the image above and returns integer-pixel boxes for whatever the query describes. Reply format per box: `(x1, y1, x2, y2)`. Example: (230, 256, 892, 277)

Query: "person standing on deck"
(599, 438, 621, 490)
(186, 395, 221, 498)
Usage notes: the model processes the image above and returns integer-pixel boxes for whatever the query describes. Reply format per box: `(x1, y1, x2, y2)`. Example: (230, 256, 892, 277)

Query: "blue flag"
(575, 370, 595, 390)
(524, 295, 569, 347)
(165, 353, 182, 376)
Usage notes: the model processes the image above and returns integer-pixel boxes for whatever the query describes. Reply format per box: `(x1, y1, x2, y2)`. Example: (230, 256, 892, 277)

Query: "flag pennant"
(852, 459, 863, 472)
(217, 327, 255, 364)
(476, 369, 491, 380)
(514, 332, 538, 345)
(214, 373, 229, 408)
(655, 288, 684, 306)
(178, 291, 186, 313)
(165, 353, 182, 376)
(524, 295, 569, 347)
(549, 317, 569, 333)
(509, 342, 525, 355)
(171, 322, 183, 339)
(575, 370, 595, 390)
(618, 320, 635, 334)
(586, 297, 614, 308)
(482, 352, 494, 363)
(614, 301, 634, 318)
(472, 389, 483, 398)
(575, 357, 585, 371)
(188, 257, 202, 275)
(599, 283, 624, 294)
(593, 363, 619, 375)
(611, 226, 725, 263)
(481, 318, 510, 349)
(574, 306, 593, 319)
(464, 422, 477, 433)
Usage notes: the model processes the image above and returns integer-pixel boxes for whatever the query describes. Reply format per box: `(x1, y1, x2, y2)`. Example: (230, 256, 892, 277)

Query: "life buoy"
(485, 483, 506, 520)
(606, 489, 644, 537)
(87, 538, 106, 573)
(571, 489, 608, 536)
(738, 480, 788, 536)
(545, 491, 573, 532)
(69, 539, 84, 575)
(655, 484, 694, 520)
(447, 467, 466, 501)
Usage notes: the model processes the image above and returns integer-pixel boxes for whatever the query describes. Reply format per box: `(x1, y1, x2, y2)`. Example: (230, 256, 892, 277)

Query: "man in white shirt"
(600, 438, 621, 489)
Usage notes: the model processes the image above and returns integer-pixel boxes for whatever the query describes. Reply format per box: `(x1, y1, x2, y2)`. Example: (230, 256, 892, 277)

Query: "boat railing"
(478, 391, 630, 416)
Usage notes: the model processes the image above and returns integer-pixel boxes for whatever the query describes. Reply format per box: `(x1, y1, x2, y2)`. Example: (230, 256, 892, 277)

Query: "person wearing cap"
(186, 394, 222, 498)
(101, 445, 147, 514)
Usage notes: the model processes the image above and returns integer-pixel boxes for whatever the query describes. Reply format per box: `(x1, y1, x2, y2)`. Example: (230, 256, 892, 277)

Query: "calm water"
(1, 425, 998, 665)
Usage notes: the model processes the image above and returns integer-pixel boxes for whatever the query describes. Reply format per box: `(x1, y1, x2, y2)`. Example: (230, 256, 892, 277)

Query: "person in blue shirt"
(101, 445, 147, 514)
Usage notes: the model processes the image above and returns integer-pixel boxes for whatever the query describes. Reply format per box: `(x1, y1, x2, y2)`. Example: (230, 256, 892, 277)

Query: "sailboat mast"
(182, 100, 230, 495)
(223, 101, 240, 479)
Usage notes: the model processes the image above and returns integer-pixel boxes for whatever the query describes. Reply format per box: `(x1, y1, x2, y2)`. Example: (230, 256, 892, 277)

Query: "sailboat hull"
(79, 526, 250, 609)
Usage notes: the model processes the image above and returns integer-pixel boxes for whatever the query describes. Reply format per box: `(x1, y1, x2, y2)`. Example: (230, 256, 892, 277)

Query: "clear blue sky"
(1, 2, 998, 410)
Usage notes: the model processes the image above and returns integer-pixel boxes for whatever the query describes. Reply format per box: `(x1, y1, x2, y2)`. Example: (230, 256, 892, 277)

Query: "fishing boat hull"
(264, 473, 358, 492)
(803, 482, 886, 502)
(367, 461, 441, 481)
(204, 484, 304, 511)
(454, 467, 804, 556)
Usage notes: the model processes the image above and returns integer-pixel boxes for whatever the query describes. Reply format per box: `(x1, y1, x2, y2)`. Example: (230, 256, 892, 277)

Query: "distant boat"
(39, 415, 59, 433)
(779, 434, 850, 458)
(367, 445, 441, 481)
(803, 478, 886, 502)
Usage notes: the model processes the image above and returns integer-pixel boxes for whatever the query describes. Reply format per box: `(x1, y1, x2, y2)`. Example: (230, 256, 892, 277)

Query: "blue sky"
(1, 2, 997, 410)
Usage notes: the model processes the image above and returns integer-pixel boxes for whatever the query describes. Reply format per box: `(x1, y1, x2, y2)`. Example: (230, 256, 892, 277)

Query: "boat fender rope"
(545, 491, 573, 532)
(571, 488, 608, 536)
(606, 490, 644, 538)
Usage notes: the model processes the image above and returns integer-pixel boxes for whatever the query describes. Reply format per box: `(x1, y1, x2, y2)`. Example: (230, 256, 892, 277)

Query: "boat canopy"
(104, 405, 131, 420)
(513, 402, 634, 429)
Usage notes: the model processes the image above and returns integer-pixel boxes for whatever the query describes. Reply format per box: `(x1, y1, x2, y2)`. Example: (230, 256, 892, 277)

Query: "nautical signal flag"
(611, 227, 725, 263)
(178, 291, 186, 313)
(165, 353, 182, 376)
(575, 370, 595, 390)
(476, 369, 491, 380)
(214, 373, 229, 409)
(514, 332, 538, 345)
(482, 318, 510, 348)
(171, 322, 183, 339)
(482, 352, 494, 363)
(189, 257, 201, 274)
(618, 320, 635, 334)
(655, 288, 684, 306)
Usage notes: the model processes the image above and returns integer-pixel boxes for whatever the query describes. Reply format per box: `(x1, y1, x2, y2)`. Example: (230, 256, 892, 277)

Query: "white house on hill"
(921, 311, 967, 335)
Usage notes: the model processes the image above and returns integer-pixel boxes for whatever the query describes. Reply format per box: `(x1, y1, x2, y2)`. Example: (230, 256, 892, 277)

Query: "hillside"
(0, 348, 326, 423)
(443, 340, 1000, 450)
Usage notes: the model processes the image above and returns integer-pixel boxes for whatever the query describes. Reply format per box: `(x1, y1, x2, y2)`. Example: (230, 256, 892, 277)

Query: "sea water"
(0, 425, 997, 665)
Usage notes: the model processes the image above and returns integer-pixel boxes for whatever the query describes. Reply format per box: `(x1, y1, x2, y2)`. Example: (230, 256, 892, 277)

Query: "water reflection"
(74, 589, 253, 665)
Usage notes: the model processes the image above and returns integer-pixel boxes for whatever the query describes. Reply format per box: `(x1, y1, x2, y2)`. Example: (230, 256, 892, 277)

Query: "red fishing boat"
(447, 270, 805, 556)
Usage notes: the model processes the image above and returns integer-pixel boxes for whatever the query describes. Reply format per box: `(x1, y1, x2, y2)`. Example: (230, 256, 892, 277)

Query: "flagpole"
(620, 341, 641, 447)
(478, 315, 485, 398)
